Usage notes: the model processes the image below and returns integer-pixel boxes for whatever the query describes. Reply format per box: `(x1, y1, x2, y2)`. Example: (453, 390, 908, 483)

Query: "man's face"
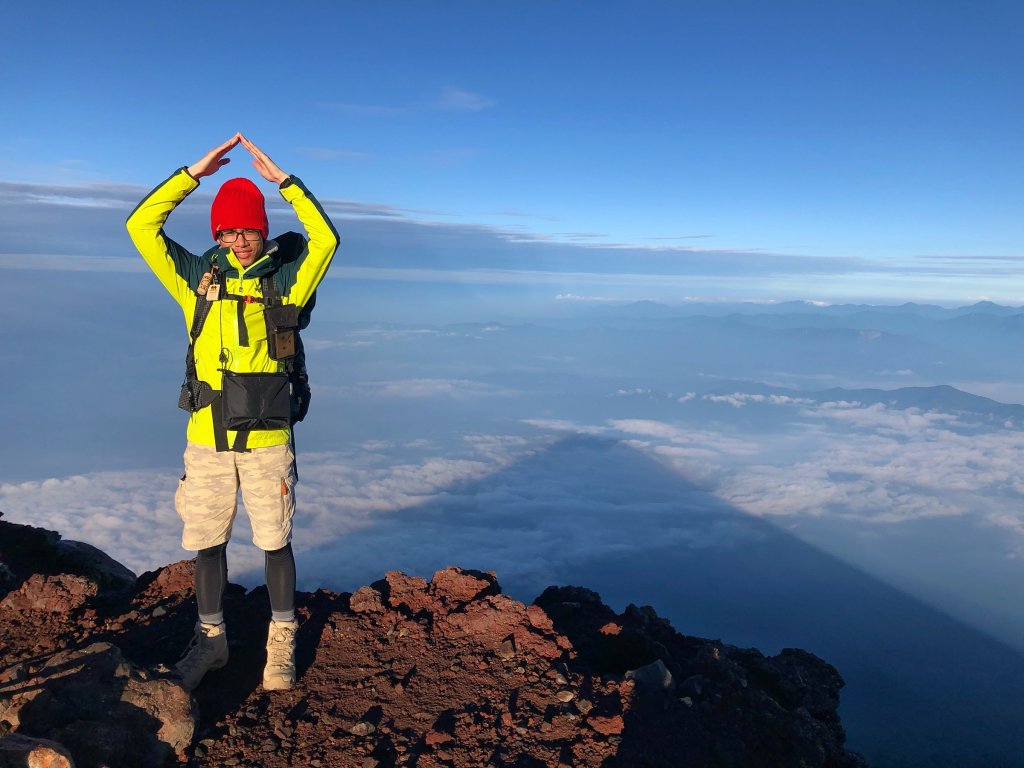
(218, 229, 264, 267)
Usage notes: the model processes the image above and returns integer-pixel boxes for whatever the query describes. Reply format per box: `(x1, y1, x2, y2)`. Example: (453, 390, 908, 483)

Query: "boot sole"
(262, 675, 295, 691)
(175, 656, 229, 691)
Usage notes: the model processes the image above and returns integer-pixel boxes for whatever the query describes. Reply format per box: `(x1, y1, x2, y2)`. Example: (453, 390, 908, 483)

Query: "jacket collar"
(204, 239, 280, 279)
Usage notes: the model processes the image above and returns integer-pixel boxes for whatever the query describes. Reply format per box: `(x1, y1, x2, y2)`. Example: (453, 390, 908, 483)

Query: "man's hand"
(187, 133, 242, 180)
(240, 134, 289, 185)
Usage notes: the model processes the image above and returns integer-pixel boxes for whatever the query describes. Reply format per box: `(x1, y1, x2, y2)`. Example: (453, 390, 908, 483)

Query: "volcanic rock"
(0, 517, 868, 767)
(1, 642, 195, 766)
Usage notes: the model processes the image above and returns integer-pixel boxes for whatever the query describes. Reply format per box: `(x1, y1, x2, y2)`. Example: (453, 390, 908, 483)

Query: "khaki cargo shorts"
(174, 441, 296, 552)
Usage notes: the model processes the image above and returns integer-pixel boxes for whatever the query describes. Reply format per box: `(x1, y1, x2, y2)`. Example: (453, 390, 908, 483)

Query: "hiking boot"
(263, 619, 298, 691)
(174, 622, 228, 691)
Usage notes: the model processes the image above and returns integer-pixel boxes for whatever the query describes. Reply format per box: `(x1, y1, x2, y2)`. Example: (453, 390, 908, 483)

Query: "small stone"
(349, 721, 376, 737)
(576, 699, 593, 714)
(426, 729, 453, 747)
(0, 734, 75, 768)
(589, 715, 625, 736)
(555, 690, 575, 703)
(2, 663, 27, 683)
(626, 659, 674, 693)
(152, 605, 167, 617)
(497, 638, 516, 660)
(553, 672, 567, 685)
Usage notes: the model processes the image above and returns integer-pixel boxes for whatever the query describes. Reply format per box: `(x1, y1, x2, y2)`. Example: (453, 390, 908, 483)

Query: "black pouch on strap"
(220, 371, 291, 431)
(178, 379, 216, 413)
(265, 304, 299, 361)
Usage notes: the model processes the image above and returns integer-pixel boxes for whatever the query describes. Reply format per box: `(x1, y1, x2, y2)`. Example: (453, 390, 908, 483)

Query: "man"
(126, 134, 339, 691)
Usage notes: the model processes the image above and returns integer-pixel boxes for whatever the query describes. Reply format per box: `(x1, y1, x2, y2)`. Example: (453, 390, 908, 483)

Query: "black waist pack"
(220, 371, 291, 431)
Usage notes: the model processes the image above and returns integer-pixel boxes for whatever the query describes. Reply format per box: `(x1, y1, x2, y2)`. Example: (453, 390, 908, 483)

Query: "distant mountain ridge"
(586, 299, 1024, 319)
(618, 382, 1024, 418)
(809, 383, 1024, 416)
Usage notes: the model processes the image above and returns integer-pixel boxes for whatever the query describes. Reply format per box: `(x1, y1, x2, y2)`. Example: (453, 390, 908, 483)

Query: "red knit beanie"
(210, 178, 269, 241)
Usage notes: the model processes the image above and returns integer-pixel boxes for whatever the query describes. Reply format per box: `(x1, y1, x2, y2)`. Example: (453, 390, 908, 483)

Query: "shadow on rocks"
(533, 585, 867, 768)
(4, 642, 194, 767)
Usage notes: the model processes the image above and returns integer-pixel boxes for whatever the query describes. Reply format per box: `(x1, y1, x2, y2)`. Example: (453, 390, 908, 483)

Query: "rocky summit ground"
(0, 512, 868, 768)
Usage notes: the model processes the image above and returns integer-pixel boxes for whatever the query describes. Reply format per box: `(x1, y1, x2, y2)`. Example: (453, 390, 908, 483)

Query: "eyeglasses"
(218, 229, 262, 243)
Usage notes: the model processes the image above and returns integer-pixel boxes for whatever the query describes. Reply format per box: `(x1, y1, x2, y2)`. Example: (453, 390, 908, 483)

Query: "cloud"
(607, 419, 685, 440)
(0, 180, 891, 294)
(701, 392, 815, 408)
(808, 401, 961, 434)
(600, 400, 1024, 536)
(293, 436, 767, 596)
(0, 254, 150, 272)
(517, 395, 1024, 543)
(0, 440, 534, 587)
(718, 424, 1024, 529)
(0, 180, 143, 209)
(555, 293, 643, 303)
(433, 87, 495, 112)
(320, 87, 496, 117)
(0, 470, 190, 577)
(522, 418, 608, 435)
(352, 378, 519, 399)
(6, 382, 1024, 650)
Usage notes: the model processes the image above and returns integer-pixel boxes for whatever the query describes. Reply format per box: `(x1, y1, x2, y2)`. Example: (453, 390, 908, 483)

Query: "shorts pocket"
(280, 473, 296, 521)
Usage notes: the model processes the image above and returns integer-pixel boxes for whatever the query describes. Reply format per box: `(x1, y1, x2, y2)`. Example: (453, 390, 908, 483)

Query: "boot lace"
(177, 626, 217, 676)
(267, 623, 296, 669)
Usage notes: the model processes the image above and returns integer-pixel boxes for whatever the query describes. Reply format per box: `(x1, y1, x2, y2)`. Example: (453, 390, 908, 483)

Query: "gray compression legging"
(195, 542, 295, 625)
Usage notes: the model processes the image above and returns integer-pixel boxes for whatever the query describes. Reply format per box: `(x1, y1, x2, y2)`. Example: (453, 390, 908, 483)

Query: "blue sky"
(2, 1, 1023, 306)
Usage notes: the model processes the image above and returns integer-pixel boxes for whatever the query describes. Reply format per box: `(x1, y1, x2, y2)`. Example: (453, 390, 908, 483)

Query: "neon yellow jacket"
(126, 168, 339, 449)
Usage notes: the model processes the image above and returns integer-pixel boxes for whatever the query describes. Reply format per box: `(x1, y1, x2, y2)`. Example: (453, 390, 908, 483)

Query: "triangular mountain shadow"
(240, 435, 1024, 768)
